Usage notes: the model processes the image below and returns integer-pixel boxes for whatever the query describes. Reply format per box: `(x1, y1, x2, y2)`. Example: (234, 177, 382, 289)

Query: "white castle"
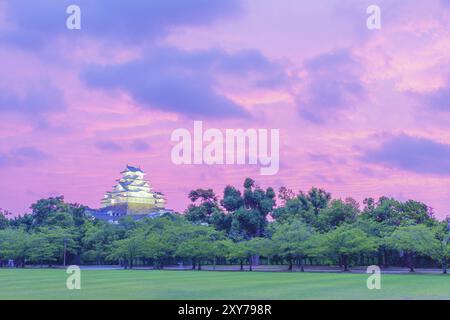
(101, 165, 166, 213)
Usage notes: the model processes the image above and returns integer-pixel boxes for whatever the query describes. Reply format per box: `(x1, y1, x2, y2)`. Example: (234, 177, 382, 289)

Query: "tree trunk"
(192, 259, 196, 270)
(377, 249, 383, 267)
(442, 259, 447, 274)
(240, 260, 244, 271)
(342, 255, 349, 271)
(407, 253, 415, 272)
(288, 258, 293, 271)
(198, 261, 202, 270)
(383, 247, 389, 268)
(299, 257, 305, 272)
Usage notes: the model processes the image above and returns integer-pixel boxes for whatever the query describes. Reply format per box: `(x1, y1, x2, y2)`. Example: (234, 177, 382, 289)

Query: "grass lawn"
(0, 269, 449, 300)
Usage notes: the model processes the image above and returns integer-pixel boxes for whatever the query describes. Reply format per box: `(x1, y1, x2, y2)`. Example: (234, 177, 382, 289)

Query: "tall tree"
(316, 198, 359, 232)
(185, 188, 231, 232)
(431, 222, 450, 274)
(272, 221, 314, 271)
(362, 197, 402, 226)
(0, 209, 11, 230)
(227, 241, 249, 271)
(109, 231, 145, 269)
(28, 227, 78, 266)
(385, 225, 437, 272)
(229, 178, 276, 240)
(29, 196, 87, 228)
(245, 238, 274, 271)
(175, 225, 225, 270)
(272, 187, 331, 226)
(319, 225, 378, 271)
(0, 229, 31, 267)
(302, 187, 332, 216)
(81, 221, 123, 264)
(355, 218, 394, 267)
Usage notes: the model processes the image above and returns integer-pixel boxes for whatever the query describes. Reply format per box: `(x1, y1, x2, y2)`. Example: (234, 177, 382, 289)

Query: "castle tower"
(101, 165, 166, 214)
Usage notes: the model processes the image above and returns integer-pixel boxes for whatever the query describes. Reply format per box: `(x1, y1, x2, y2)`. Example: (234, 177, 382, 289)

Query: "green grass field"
(0, 269, 449, 300)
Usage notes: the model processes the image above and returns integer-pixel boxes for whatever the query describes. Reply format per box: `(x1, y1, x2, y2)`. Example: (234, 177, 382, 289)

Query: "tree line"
(0, 178, 449, 273)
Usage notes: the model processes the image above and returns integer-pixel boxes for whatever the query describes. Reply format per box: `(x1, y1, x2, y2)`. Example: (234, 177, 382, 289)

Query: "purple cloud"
(0, 147, 50, 167)
(2, 0, 242, 47)
(131, 139, 151, 152)
(363, 134, 450, 175)
(297, 49, 365, 123)
(95, 141, 123, 152)
(0, 86, 65, 114)
(420, 81, 450, 111)
(81, 47, 284, 118)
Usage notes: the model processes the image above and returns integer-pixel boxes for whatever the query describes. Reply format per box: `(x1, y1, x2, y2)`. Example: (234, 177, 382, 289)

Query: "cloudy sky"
(1, 0, 450, 219)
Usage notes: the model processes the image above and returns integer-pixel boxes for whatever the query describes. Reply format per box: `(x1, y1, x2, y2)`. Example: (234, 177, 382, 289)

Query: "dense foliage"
(0, 180, 449, 273)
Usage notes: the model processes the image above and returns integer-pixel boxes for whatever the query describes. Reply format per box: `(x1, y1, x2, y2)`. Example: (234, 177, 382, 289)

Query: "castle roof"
(121, 165, 144, 174)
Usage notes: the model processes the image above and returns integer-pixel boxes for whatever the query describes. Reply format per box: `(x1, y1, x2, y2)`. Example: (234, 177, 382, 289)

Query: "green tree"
(221, 186, 244, 212)
(227, 241, 250, 271)
(109, 232, 145, 269)
(385, 225, 437, 272)
(28, 227, 78, 265)
(29, 196, 87, 229)
(362, 197, 434, 227)
(0, 209, 11, 230)
(362, 197, 402, 226)
(277, 187, 295, 204)
(185, 189, 231, 232)
(303, 187, 332, 216)
(228, 178, 276, 240)
(399, 200, 435, 226)
(10, 214, 33, 231)
(355, 218, 394, 267)
(430, 222, 450, 274)
(245, 237, 274, 271)
(175, 225, 224, 270)
(144, 233, 175, 269)
(272, 221, 314, 271)
(316, 198, 359, 232)
(224, 238, 274, 271)
(81, 221, 122, 264)
(320, 225, 378, 271)
(175, 235, 213, 270)
(0, 229, 31, 267)
(211, 239, 233, 270)
(272, 187, 331, 226)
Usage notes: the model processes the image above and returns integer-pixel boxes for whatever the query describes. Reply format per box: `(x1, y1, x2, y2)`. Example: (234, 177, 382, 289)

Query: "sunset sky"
(1, 0, 450, 219)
